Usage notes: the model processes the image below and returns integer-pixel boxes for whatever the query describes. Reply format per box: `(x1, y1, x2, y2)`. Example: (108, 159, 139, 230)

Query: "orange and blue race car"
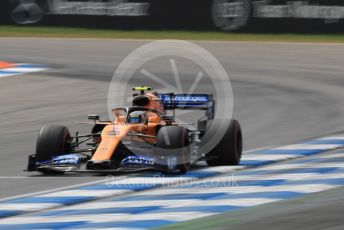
(27, 87, 242, 174)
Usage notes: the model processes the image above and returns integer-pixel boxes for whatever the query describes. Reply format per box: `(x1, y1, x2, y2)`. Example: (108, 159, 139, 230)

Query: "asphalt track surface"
(0, 38, 344, 227)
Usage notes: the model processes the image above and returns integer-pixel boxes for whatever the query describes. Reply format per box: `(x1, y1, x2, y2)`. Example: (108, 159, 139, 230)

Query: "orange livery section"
(91, 125, 131, 161)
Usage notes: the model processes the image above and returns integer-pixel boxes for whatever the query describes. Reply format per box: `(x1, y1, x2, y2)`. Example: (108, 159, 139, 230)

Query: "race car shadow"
(27, 164, 210, 178)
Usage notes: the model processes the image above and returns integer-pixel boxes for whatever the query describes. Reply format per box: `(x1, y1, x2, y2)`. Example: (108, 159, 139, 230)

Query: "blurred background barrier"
(0, 1, 11, 24)
(1, 0, 344, 32)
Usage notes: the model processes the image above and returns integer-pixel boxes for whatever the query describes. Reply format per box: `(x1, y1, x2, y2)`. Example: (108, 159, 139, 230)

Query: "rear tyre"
(156, 126, 190, 174)
(36, 125, 72, 174)
(206, 119, 242, 166)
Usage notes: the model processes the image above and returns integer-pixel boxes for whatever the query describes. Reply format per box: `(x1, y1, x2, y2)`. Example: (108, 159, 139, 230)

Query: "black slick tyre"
(206, 119, 242, 166)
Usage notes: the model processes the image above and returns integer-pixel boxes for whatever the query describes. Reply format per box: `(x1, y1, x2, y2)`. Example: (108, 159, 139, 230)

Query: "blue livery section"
(120, 155, 155, 168)
(159, 94, 212, 109)
(37, 154, 81, 168)
(51, 154, 80, 165)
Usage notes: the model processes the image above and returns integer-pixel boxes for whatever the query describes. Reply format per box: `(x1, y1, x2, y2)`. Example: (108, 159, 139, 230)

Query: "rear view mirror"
(88, 114, 100, 121)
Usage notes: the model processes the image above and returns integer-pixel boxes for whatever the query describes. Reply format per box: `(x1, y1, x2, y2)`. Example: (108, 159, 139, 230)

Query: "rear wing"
(159, 93, 215, 119)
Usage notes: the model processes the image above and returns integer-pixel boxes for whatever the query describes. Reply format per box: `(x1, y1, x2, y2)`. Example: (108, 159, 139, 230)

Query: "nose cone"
(133, 95, 150, 106)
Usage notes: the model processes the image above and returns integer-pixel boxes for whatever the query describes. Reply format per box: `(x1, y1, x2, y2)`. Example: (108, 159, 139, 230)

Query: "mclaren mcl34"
(27, 87, 242, 174)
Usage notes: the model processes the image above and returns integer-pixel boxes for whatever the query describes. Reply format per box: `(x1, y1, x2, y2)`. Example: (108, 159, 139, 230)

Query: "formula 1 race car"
(27, 87, 242, 174)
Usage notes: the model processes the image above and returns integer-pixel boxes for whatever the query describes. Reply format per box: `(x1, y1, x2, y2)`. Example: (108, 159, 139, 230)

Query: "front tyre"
(35, 125, 72, 174)
(206, 119, 242, 166)
(156, 126, 190, 174)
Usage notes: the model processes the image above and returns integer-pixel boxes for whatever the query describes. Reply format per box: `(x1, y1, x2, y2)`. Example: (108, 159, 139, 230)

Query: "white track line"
(0, 178, 109, 202)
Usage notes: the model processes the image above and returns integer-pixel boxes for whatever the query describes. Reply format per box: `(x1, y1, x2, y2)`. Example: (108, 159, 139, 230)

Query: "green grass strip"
(1, 26, 344, 43)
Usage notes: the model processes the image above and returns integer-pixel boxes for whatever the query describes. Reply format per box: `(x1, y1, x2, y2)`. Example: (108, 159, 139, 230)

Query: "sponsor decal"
(121, 155, 155, 167)
(253, 1, 344, 20)
(212, 0, 251, 31)
(38, 154, 80, 165)
(167, 156, 177, 170)
(107, 128, 120, 136)
(48, 0, 150, 16)
(213, 0, 344, 31)
(160, 94, 209, 105)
